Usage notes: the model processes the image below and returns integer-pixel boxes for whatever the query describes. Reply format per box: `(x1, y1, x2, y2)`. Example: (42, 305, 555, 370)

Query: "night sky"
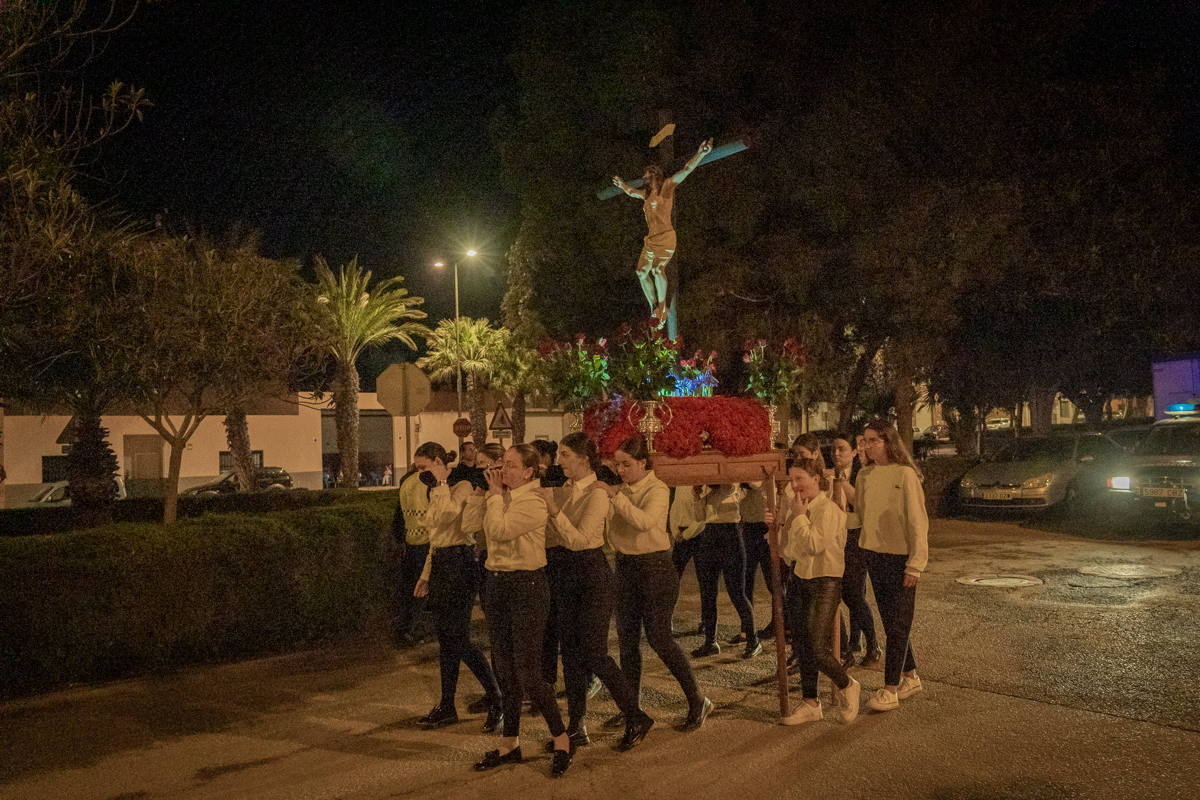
(84, 0, 1199, 339)
(91, 0, 520, 325)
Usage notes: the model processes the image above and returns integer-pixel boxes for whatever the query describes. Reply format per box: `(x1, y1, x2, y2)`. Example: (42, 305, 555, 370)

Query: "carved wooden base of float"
(652, 449, 787, 487)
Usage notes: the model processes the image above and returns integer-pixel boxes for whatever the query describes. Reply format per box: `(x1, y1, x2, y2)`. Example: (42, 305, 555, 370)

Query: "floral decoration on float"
(583, 396, 783, 486)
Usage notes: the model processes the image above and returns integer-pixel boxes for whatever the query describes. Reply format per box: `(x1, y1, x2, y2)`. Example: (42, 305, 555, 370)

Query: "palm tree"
(314, 256, 428, 488)
(490, 328, 543, 444)
(418, 317, 503, 445)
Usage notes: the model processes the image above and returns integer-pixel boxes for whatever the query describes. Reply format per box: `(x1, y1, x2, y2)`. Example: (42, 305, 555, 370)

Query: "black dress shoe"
(742, 640, 763, 659)
(757, 623, 775, 640)
(481, 705, 503, 734)
(551, 746, 573, 778)
(473, 746, 522, 771)
(420, 704, 458, 728)
(602, 711, 625, 729)
(727, 631, 747, 644)
(691, 641, 720, 658)
(617, 712, 655, 751)
(682, 697, 714, 731)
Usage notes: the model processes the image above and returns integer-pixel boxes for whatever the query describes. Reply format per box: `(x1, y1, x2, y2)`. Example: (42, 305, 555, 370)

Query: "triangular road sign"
(489, 402, 513, 431)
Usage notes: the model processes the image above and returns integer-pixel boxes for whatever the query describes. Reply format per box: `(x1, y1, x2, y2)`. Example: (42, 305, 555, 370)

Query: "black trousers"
(615, 551, 702, 707)
(787, 573, 851, 698)
(672, 535, 700, 577)
(547, 546, 641, 724)
(397, 542, 431, 639)
(740, 522, 772, 604)
(863, 550, 918, 686)
(843, 528, 878, 652)
(430, 546, 500, 707)
(695, 523, 756, 642)
(486, 569, 566, 739)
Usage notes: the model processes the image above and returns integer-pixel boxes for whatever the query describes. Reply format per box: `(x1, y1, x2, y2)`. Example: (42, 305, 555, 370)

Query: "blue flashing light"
(1165, 402, 1199, 416)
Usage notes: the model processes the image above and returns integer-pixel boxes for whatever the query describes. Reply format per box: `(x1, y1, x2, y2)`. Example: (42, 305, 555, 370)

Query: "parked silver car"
(959, 434, 1124, 511)
(24, 477, 127, 507)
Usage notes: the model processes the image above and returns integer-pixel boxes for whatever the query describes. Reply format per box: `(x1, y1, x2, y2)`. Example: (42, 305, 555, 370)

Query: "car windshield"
(1137, 422, 1200, 456)
(995, 438, 1074, 462)
(30, 485, 59, 502)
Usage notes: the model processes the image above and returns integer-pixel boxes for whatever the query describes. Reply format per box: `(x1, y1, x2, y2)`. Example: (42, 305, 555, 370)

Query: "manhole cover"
(1066, 575, 1128, 588)
(1077, 564, 1181, 579)
(956, 574, 1044, 587)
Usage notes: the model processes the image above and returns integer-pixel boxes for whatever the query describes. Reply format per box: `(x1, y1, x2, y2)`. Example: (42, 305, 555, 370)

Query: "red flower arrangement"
(584, 396, 771, 459)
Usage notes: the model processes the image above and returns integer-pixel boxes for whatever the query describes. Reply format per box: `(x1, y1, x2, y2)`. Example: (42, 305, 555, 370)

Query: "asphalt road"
(1, 518, 1197, 799)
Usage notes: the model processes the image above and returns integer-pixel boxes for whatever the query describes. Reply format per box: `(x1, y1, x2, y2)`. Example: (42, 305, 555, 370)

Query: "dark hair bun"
(445, 450, 458, 464)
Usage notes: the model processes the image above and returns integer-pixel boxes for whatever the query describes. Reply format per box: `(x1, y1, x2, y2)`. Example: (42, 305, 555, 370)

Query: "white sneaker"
(897, 674, 923, 700)
(781, 701, 823, 726)
(867, 688, 899, 712)
(841, 677, 861, 723)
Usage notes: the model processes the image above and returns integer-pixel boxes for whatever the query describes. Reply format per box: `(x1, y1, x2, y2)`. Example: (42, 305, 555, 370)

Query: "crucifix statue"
(611, 138, 713, 340)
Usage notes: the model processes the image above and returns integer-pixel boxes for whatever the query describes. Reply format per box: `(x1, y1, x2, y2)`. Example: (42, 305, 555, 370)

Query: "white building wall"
(0, 406, 323, 507)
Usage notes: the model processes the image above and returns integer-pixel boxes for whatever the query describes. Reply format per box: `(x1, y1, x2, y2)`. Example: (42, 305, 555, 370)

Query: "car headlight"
(1107, 476, 1136, 491)
(1022, 473, 1054, 489)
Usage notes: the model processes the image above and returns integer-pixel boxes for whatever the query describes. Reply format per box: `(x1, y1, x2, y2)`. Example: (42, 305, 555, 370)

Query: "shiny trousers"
(546, 547, 640, 725)
(863, 550, 918, 686)
(695, 523, 757, 642)
(485, 569, 566, 739)
(787, 574, 851, 698)
(429, 546, 500, 707)
(615, 551, 702, 706)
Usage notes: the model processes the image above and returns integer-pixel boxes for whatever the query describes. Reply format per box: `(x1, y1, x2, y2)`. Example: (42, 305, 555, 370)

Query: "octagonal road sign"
(376, 363, 431, 417)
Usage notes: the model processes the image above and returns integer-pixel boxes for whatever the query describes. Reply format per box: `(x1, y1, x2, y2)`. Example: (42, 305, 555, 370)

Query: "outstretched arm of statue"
(612, 175, 644, 199)
(671, 138, 713, 184)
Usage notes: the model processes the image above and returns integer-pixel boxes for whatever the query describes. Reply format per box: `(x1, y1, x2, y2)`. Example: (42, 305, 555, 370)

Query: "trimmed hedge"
(0, 493, 399, 699)
(0, 488, 374, 537)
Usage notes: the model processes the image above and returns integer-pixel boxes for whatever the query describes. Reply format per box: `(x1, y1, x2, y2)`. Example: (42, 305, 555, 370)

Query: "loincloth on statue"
(641, 231, 677, 253)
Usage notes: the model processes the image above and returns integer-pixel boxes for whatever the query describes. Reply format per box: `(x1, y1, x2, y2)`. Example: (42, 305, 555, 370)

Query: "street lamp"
(433, 250, 479, 424)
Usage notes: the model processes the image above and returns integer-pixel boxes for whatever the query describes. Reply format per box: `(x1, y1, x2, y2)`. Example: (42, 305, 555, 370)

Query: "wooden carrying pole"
(761, 468, 791, 717)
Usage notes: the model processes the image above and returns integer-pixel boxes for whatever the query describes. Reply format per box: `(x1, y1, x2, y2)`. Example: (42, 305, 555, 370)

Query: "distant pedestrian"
(856, 420, 928, 712)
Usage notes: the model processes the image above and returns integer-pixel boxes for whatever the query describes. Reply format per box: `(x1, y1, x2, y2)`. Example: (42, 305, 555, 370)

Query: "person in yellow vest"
(396, 462, 434, 647)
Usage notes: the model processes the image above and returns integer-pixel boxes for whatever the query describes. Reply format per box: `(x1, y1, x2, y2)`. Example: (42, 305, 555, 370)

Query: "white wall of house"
(0, 405, 323, 507)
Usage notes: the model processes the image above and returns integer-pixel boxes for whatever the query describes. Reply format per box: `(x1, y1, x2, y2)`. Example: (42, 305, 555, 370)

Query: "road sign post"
(376, 363, 431, 472)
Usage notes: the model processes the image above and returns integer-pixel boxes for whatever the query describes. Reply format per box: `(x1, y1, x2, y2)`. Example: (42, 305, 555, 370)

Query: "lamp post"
(434, 250, 478, 424)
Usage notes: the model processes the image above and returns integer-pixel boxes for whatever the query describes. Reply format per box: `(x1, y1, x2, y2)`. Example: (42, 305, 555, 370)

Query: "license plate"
(1142, 487, 1185, 498)
(982, 489, 1013, 501)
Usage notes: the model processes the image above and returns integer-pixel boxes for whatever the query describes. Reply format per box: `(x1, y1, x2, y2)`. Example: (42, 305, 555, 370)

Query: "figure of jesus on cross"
(612, 138, 713, 339)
